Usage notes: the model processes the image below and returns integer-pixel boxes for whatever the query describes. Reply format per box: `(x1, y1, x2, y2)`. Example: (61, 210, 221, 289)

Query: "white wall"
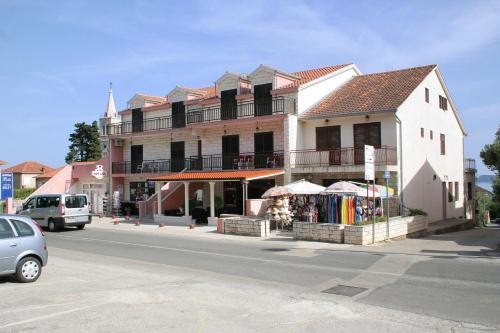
(21, 173, 38, 189)
(396, 69, 465, 222)
(297, 67, 358, 114)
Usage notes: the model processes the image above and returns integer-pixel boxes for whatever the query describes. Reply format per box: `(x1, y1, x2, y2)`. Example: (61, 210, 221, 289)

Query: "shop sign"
(364, 145, 375, 181)
(91, 165, 107, 180)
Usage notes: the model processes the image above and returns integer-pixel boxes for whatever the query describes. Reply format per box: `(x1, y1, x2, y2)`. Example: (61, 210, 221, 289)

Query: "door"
(222, 135, 239, 170)
(63, 195, 90, 224)
(254, 83, 272, 116)
(20, 197, 36, 220)
(131, 145, 143, 174)
(353, 122, 381, 164)
(0, 218, 18, 273)
(254, 132, 274, 168)
(442, 182, 447, 219)
(316, 126, 341, 165)
(223, 182, 243, 214)
(132, 108, 143, 133)
(221, 89, 237, 120)
(172, 102, 186, 128)
(171, 141, 185, 172)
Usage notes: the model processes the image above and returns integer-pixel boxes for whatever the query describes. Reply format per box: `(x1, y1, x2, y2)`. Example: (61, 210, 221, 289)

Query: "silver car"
(19, 194, 92, 232)
(0, 215, 48, 283)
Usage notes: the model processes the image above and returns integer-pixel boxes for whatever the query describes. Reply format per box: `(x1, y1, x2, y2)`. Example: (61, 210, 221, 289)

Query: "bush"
(408, 208, 428, 217)
(14, 188, 35, 200)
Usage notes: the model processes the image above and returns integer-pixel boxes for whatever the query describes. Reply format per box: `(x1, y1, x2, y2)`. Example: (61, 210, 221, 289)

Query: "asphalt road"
(1, 224, 499, 332)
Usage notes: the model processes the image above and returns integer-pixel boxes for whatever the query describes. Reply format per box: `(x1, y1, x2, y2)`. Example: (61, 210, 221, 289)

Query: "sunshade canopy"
(286, 179, 326, 195)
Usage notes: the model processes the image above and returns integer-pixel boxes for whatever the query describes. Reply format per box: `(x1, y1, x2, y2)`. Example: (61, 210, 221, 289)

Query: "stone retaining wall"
(219, 218, 270, 237)
(293, 222, 345, 243)
(344, 216, 427, 245)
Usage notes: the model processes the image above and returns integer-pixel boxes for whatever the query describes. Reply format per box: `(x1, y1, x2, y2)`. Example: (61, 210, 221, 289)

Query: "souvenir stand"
(286, 180, 326, 223)
(262, 186, 293, 231)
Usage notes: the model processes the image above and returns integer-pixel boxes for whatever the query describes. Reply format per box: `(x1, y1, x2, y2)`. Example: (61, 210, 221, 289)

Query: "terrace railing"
(290, 146, 397, 167)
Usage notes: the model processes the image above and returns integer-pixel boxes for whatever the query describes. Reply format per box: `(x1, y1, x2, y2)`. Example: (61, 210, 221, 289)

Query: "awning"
(149, 169, 285, 182)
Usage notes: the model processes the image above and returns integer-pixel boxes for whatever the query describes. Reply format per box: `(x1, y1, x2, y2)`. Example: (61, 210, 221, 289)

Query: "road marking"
(0, 301, 109, 330)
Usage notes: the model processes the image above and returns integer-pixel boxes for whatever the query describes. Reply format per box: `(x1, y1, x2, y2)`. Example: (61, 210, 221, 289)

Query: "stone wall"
(344, 216, 427, 245)
(293, 222, 345, 243)
(219, 218, 270, 237)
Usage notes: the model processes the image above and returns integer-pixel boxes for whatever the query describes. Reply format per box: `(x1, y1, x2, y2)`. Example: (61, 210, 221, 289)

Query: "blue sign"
(1, 172, 14, 199)
(384, 171, 391, 179)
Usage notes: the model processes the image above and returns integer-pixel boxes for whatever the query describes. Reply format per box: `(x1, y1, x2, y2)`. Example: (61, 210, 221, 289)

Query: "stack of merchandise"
(266, 196, 293, 226)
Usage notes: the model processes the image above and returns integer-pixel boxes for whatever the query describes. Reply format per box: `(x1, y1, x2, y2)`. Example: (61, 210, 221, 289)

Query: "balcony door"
(131, 145, 143, 174)
(132, 108, 143, 133)
(171, 141, 185, 172)
(172, 101, 186, 128)
(353, 122, 381, 164)
(221, 89, 237, 120)
(222, 135, 239, 170)
(316, 126, 341, 165)
(254, 132, 273, 168)
(254, 83, 272, 116)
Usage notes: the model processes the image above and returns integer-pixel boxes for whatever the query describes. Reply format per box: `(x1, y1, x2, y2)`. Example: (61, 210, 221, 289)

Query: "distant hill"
(476, 174, 495, 183)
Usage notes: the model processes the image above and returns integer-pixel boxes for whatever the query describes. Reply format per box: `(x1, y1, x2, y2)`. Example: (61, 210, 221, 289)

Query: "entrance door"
(353, 122, 381, 164)
(222, 135, 239, 170)
(171, 141, 185, 172)
(221, 89, 237, 120)
(316, 126, 341, 165)
(131, 145, 143, 174)
(254, 132, 273, 168)
(223, 181, 243, 214)
(442, 182, 447, 219)
(254, 83, 272, 116)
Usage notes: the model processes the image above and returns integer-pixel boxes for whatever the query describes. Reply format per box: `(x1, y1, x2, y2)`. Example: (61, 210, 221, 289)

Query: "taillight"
(33, 221, 45, 236)
(60, 203, 65, 216)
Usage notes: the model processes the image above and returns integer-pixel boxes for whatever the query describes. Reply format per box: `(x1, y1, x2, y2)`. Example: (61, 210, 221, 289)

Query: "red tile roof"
(36, 167, 64, 179)
(302, 65, 436, 118)
(137, 94, 167, 103)
(287, 64, 353, 88)
(150, 169, 284, 182)
(0, 160, 7, 166)
(3, 161, 54, 174)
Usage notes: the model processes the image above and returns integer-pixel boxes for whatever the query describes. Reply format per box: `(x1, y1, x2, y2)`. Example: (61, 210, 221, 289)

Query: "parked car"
(18, 194, 92, 232)
(0, 215, 48, 282)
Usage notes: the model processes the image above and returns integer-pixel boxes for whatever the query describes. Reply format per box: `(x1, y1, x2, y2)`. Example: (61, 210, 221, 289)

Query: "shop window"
(130, 182, 155, 202)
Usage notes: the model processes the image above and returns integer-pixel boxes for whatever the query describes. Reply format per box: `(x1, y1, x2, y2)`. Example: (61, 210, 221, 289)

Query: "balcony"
(106, 116, 172, 136)
(290, 146, 397, 168)
(464, 158, 476, 172)
(111, 151, 284, 175)
(186, 96, 296, 125)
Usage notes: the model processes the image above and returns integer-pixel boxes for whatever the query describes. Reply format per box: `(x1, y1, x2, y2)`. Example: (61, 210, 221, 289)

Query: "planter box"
(219, 218, 270, 237)
(344, 216, 427, 245)
(293, 222, 345, 243)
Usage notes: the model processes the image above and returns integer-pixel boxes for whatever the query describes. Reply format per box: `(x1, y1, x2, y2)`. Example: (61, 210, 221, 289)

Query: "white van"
(19, 194, 92, 232)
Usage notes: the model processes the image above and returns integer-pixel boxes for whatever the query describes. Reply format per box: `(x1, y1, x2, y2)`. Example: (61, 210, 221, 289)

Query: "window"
(440, 134, 446, 155)
(36, 196, 49, 208)
(439, 95, 448, 110)
(24, 198, 35, 210)
(48, 196, 60, 208)
(10, 219, 34, 237)
(0, 219, 14, 239)
(467, 182, 473, 200)
(425, 88, 429, 103)
(454, 181, 459, 201)
(421, 128, 424, 138)
(430, 130, 433, 140)
(448, 182, 454, 202)
(65, 195, 87, 208)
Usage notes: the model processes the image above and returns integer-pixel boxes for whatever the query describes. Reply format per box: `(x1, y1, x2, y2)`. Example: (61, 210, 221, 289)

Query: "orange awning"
(149, 169, 284, 182)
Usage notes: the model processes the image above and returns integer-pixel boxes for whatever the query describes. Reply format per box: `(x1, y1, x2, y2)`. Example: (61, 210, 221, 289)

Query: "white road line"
(0, 302, 110, 330)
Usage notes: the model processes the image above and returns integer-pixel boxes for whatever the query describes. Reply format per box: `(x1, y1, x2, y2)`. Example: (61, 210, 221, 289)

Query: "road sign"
(364, 145, 375, 181)
(384, 170, 391, 179)
(1, 172, 14, 199)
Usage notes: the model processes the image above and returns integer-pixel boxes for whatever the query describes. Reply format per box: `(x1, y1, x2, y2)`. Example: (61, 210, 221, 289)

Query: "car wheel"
(16, 257, 42, 283)
(48, 219, 58, 232)
(76, 224, 85, 230)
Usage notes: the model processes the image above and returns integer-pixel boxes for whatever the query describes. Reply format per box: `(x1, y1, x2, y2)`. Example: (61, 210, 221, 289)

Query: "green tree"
(65, 121, 102, 164)
(480, 125, 500, 218)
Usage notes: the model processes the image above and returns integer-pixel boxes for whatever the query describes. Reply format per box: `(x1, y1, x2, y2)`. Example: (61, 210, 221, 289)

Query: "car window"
(47, 196, 60, 208)
(36, 196, 49, 208)
(65, 195, 87, 208)
(10, 219, 35, 237)
(25, 198, 36, 209)
(0, 219, 15, 239)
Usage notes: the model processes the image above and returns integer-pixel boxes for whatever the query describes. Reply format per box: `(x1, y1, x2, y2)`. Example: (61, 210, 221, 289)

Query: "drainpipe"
(395, 114, 404, 210)
(108, 137, 112, 216)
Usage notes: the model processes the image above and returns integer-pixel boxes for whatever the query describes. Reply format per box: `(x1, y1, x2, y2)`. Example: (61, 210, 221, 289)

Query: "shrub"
(14, 188, 35, 200)
(408, 208, 428, 216)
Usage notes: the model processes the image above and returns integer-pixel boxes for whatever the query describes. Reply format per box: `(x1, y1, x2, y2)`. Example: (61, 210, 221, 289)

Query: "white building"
(96, 63, 470, 223)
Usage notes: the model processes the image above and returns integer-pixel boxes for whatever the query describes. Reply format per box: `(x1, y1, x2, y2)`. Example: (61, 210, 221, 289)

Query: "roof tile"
(3, 161, 54, 174)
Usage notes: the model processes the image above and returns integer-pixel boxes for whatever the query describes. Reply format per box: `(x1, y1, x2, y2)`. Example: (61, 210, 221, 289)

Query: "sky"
(0, 0, 499, 175)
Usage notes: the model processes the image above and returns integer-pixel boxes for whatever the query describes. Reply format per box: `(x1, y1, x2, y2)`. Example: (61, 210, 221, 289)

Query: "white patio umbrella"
(261, 185, 292, 198)
(322, 181, 379, 197)
(286, 179, 326, 195)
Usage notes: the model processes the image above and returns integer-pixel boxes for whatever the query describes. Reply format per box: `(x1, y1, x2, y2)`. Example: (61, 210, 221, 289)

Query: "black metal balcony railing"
(464, 158, 476, 171)
(106, 116, 172, 136)
(111, 151, 284, 175)
(290, 146, 397, 167)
